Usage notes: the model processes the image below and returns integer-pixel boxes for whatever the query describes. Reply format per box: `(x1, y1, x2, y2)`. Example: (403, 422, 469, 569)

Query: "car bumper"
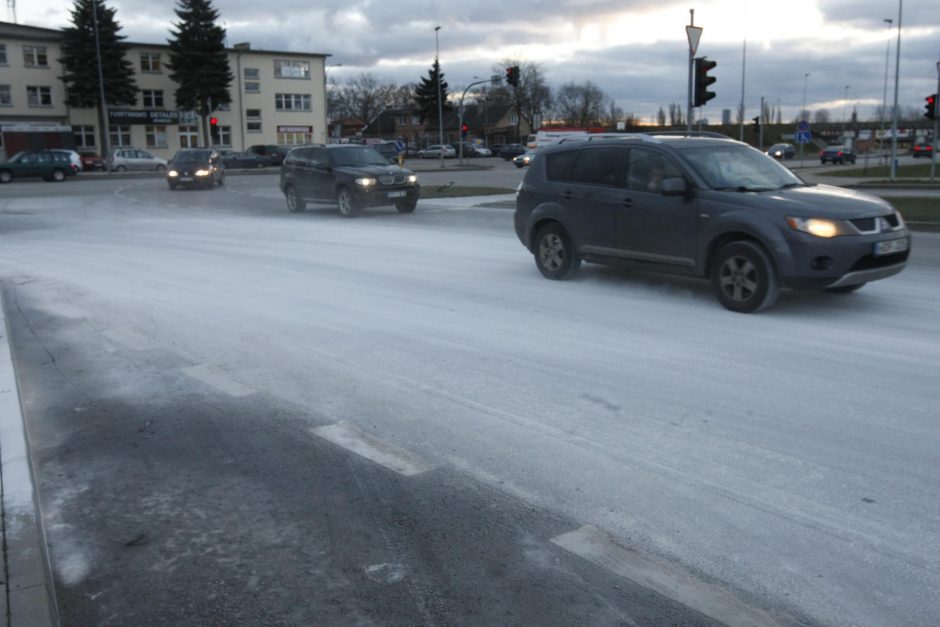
(351, 185, 420, 206)
(779, 230, 911, 290)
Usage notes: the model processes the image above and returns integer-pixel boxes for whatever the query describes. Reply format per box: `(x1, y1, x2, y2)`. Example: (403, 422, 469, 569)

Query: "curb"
(0, 292, 58, 627)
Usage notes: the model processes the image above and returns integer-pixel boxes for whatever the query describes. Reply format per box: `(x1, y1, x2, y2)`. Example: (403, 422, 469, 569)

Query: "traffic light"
(505, 65, 520, 87)
(693, 57, 717, 107)
(752, 116, 761, 134)
(925, 94, 937, 120)
(461, 122, 469, 137)
(209, 116, 220, 143)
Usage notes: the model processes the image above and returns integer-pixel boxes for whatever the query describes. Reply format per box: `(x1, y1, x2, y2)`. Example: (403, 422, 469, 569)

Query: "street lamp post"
(842, 85, 850, 138)
(800, 72, 809, 165)
(435, 26, 444, 169)
(324, 63, 342, 141)
(889, 0, 903, 181)
(91, 0, 111, 172)
(880, 18, 893, 162)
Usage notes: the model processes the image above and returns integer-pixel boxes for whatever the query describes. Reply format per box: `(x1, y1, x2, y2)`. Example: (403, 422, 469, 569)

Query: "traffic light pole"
(932, 58, 939, 182)
(458, 78, 490, 165)
(686, 10, 695, 133)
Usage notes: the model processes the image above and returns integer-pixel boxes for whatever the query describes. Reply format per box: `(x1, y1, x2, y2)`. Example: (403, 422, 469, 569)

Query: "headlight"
(355, 177, 377, 187)
(195, 169, 210, 177)
(167, 170, 179, 177)
(407, 175, 418, 184)
(786, 217, 853, 238)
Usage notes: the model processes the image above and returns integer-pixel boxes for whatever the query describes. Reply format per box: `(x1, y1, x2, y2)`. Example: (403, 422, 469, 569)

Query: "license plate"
(874, 238, 908, 256)
(387, 191, 406, 198)
(180, 177, 193, 182)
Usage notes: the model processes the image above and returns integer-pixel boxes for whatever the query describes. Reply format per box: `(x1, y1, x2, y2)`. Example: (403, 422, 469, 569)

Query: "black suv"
(514, 135, 910, 313)
(280, 144, 420, 217)
(166, 149, 225, 190)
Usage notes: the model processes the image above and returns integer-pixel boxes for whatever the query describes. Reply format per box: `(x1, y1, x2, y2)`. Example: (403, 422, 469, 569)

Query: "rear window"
(545, 150, 577, 182)
(570, 147, 626, 187)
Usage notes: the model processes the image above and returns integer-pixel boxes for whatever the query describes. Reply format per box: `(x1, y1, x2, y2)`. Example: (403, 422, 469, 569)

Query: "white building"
(0, 21, 328, 160)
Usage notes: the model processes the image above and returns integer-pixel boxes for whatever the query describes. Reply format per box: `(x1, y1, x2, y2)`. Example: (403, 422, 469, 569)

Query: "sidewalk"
(0, 294, 57, 627)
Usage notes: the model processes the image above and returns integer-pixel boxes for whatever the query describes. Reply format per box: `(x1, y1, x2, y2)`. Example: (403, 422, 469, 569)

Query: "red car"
(79, 152, 106, 171)
(912, 143, 935, 158)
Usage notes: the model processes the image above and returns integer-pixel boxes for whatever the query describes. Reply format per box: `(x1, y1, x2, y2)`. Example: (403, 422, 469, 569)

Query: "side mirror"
(660, 177, 690, 196)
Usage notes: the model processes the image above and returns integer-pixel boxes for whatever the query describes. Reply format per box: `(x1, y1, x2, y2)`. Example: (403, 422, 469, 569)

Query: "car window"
(309, 148, 329, 167)
(330, 147, 388, 167)
(627, 148, 683, 193)
(570, 147, 626, 188)
(678, 144, 803, 191)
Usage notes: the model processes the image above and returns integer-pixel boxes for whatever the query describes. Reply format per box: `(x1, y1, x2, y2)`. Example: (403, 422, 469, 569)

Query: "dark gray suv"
(514, 135, 910, 312)
(280, 144, 420, 217)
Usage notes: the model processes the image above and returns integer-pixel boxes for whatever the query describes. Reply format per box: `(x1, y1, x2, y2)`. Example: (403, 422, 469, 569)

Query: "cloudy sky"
(14, 0, 940, 124)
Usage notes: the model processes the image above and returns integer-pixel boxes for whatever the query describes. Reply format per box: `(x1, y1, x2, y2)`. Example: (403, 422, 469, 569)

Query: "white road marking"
(102, 328, 157, 351)
(181, 364, 255, 397)
(551, 525, 782, 627)
(311, 421, 434, 477)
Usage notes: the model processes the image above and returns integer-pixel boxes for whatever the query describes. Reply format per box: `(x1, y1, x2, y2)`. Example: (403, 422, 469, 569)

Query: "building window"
(244, 68, 259, 79)
(277, 130, 312, 145)
(73, 125, 96, 147)
(23, 46, 49, 68)
(215, 102, 230, 112)
(275, 93, 311, 112)
(27, 86, 52, 107)
(217, 125, 232, 146)
(0, 44, 7, 65)
(142, 89, 164, 108)
(109, 125, 132, 147)
(0, 85, 11, 107)
(411, 115, 421, 125)
(245, 82, 260, 93)
(145, 125, 168, 148)
(179, 125, 199, 148)
(140, 53, 161, 73)
(246, 109, 261, 119)
(274, 60, 309, 79)
(510, 113, 519, 125)
(247, 121, 262, 133)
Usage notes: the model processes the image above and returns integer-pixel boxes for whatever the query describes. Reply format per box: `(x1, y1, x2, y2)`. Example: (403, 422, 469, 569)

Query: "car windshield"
(678, 144, 805, 191)
(331, 147, 389, 167)
(174, 152, 210, 163)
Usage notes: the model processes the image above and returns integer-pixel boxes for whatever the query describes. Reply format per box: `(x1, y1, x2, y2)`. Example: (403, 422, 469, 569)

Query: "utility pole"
(91, 0, 111, 172)
(889, 0, 902, 181)
(685, 10, 701, 133)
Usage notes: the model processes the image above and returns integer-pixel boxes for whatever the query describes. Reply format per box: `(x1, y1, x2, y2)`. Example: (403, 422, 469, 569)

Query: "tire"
(825, 283, 866, 294)
(217, 172, 225, 186)
(0, 170, 11, 184)
(337, 187, 360, 218)
(156, 164, 166, 172)
(395, 198, 417, 213)
(50, 169, 66, 182)
(710, 241, 779, 313)
(285, 185, 306, 213)
(115, 165, 127, 172)
(533, 223, 581, 280)
(168, 181, 178, 190)
(820, 159, 826, 165)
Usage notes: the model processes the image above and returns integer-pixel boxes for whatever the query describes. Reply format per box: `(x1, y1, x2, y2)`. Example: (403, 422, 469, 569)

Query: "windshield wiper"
(778, 182, 807, 189)
(714, 186, 771, 192)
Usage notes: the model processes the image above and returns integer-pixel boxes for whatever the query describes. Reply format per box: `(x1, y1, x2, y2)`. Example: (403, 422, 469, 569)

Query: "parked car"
(372, 142, 403, 164)
(499, 143, 527, 160)
(49, 149, 83, 173)
(472, 145, 493, 157)
(912, 142, 935, 158)
(451, 142, 490, 157)
(79, 151, 106, 171)
(489, 144, 504, 156)
(247, 144, 289, 166)
(514, 135, 909, 313)
(219, 150, 267, 169)
(417, 144, 456, 159)
(819, 145, 856, 165)
(513, 150, 538, 168)
(110, 148, 167, 171)
(166, 149, 225, 189)
(0, 150, 76, 183)
(766, 143, 796, 160)
(279, 144, 420, 217)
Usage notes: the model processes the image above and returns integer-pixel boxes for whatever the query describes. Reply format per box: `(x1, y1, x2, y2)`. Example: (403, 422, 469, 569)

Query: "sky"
(13, 0, 940, 125)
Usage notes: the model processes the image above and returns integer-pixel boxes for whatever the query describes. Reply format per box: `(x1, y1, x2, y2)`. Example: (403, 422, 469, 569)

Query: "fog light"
(810, 256, 834, 271)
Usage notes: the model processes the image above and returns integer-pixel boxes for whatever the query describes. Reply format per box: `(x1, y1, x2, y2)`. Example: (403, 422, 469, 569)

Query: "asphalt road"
(1, 175, 939, 626)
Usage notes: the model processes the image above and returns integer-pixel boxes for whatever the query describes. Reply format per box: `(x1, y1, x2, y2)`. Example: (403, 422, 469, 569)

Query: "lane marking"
(551, 525, 782, 627)
(102, 328, 157, 351)
(311, 421, 434, 477)
(181, 364, 255, 397)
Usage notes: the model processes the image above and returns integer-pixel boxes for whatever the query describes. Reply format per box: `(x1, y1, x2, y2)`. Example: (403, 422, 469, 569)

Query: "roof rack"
(642, 130, 733, 139)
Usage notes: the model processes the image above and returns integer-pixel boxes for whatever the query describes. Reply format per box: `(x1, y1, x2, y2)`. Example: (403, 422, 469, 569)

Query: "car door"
(561, 145, 627, 252)
(615, 147, 698, 268)
(309, 148, 336, 201)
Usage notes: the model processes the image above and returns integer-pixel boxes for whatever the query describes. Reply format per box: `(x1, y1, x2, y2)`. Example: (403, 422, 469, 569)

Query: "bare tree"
(813, 108, 831, 124)
(332, 72, 395, 126)
(555, 81, 607, 127)
(493, 59, 552, 132)
(657, 107, 667, 126)
(668, 102, 685, 126)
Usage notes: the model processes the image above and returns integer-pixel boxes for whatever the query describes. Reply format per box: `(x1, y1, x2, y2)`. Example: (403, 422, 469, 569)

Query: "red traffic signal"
(926, 94, 937, 120)
(209, 116, 219, 126)
(505, 65, 520, 87)
(461, 122, 469, 136)
(693, 57, 717, 107)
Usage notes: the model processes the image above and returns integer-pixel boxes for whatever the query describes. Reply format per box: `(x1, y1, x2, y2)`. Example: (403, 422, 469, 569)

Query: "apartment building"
(0, 20, 328, 160)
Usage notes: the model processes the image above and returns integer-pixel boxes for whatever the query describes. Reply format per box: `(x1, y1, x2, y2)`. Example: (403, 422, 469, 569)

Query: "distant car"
(110, 148, 167, 172)
(499, 143, 527, 160)
(280, 144, 420, 217)
(247, 144, 289, 166)
(220, 150, 266, 169)
(79, 151, 106, 171)
(372, 142, 402, 164)
(513, 150, 537, 168)
(819, 146, 856, 165)
(766, 143, 796, 160)
(166, 149, 225, 190)
(489, 144, 504, 156)
(912, 142, 935, 158)
(473, 145, 493, 157)
(417, 144, 456, 159)
(49, 149, 83, 173)
(0, 150, 76, 183)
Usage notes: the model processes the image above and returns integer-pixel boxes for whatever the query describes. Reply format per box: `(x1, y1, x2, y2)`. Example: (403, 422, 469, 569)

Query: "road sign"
(796, 130, 812, 144)
(686, 26, 703, 55)
(798, 120, 809, 132)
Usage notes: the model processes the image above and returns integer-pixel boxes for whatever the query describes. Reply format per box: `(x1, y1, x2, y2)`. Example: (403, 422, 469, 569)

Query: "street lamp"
(435, 26, 444, 169)
(324, 63, 342, 140)
(880, 18, 892, 161)
(889, 1, 903, 181)
(842, 84, 850, 137)
(800, 72, 809, 164)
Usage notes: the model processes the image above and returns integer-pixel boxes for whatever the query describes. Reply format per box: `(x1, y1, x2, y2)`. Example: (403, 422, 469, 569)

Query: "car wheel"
(52, 169, 66, 182)
(337, 187, 360, 217)
(825, 283, 866, 294)
(115, 165, 127, 172)
(285, 185, 306, 213)
(156, 164, 166, 172)
(395, 199, 417, 213)
(168, 181, 178, 190)
(0, 170, 11, 184)
(217, 172, 225, 186)
(534, 223, 581, 280)
(711, 241, 779, 313)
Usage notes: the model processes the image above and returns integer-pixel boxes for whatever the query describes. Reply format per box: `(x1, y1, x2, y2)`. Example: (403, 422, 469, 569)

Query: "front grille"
(849, 213, 901, 234)
(379, 173, 406, 185)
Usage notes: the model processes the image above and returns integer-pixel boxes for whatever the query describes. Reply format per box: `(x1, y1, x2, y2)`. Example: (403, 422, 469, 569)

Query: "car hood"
(335, 165, 414, 176)
(708, 184, 896, 219)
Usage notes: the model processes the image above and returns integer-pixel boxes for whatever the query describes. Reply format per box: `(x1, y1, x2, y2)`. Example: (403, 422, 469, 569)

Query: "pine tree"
(413, 59, 452, 127)
(59, 0, 138, 156)
(166, 0, 233, 146)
